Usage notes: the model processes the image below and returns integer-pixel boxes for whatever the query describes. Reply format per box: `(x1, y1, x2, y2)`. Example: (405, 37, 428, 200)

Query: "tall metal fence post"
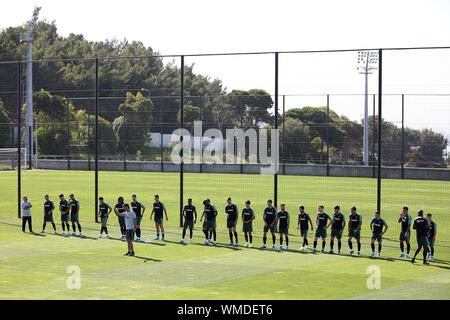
(326, 94, 330, 176)
(160, 98, 164, 172)
(401, 94, 405, 179)
(282, 95, 285, 175)
(87, 97, 91, 171)
(67, 100, 71, 170)
(377, 49, 382, 212)
(372, 94, 376, 178)
(274, 52, 279, 209)
(94, 58, 99, 223)
(179, 55, 184, 228)
(17, 61, 22, 218)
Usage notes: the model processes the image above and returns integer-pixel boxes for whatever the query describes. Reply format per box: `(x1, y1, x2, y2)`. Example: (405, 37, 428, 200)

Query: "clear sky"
(1, 0, 449, 143)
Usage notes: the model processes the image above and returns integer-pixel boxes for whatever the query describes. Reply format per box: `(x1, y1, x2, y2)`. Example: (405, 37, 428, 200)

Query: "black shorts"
(126, 229, 135, 241)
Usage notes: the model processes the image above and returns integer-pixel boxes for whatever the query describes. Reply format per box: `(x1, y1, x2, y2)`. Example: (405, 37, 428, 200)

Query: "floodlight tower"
(357, 50, 378, 166)
(20, 6, 41, 168)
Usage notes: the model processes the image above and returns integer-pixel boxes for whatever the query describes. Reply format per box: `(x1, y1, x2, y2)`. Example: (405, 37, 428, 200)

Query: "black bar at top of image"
(377, 49, 382, 212)
(17, 61, 21, 219)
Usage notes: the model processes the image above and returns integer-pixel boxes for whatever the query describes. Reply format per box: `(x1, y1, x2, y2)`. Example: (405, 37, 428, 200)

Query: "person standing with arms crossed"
(59, 194, 70, 235)
(313, 205, 331, 253)
(260, 199, 277, 249)
(115, 203, 137, 256)
(398, 206, 412, 258)
(21, 195, 33, 233)
(348, 206, 362, 255)
(297, 206, 313, 250)
(242, 200, 255, 247)
(41, 194, 56, 234)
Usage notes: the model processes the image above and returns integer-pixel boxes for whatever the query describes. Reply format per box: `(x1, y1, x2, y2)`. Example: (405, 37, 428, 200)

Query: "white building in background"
(146, 133, 228, 151)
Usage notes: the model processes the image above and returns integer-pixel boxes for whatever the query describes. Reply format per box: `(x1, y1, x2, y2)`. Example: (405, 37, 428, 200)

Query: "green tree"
(281, 118, 309, 163)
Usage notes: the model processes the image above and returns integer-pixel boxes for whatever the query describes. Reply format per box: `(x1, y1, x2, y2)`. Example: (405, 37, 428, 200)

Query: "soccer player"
(200, 199, 218, 245)
(260, 199, 277, 249)
(277, 204, 290, 250)
(115, 203, 137, 256)
(98, 197, 112, 238)
(242, 200, 255, 247)
(69, 194, 82, 236)
(348, 206, 362, 255)
(313, 205, 331, 253)
(21, 195, 33, 233)
(225, 197, 239, 246)
(150, 195, 168, 241)
(59, 194, 70, 235)
(131, 194, 145, 242)
(398, 206, 412, 258)
(179, 198, 197, 244)
(115, 196, 126, 240)
(369, 211, 388, 257)
(426, 213, 437, 260)
(41, 194, 56, 234)
(329, 205, 346, 254)
(411, 210, 430, 265)
(297, 206, 313, 250)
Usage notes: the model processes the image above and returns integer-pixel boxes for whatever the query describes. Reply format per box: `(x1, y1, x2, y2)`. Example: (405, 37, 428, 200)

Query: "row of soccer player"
(20, 194, 437, 263)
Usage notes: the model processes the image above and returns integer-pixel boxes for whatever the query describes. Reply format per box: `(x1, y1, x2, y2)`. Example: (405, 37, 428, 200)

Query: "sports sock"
(229, 231, 233, 243)
(42, 222, 46, 230)
(162, 232, 165, 238)
(378, 243, 382, 253)
(400, 242, 404, 253)
(272, 235, 276, 245)
(423, 247, 428, 263)
(263, 236, 267, 245)
(348, 240, 353, 250)
(156, 233, 160, 238)
(182, 229, 186, 239)
(77, 223, 81, 232)
(104, 227, 108, 234)
(285, 236, 289, 246)
(100, 226, 104, 234)
(136, 228, 141, 238)
(234, 231, 238, 242)
(371, 243, 375, 252)
(430, 246, 434, 256)
(62, 223, 65, 231)
(213, 230, 216, 241)
(407, 243, 411, 254)
(280, 237, 283, 245)
(245, 234, 248, 242)
(249, 234, 252, 243)
(330, 240, 334, 250)
(52, 222, 56, 231)
(189, 228, 193, 239)
(357, 241, 361, 252)
(338, 240, 341, 251)
(413, 245, 422, 260)
(203, 229, 208, 239)
(313, 240, 317, 249)
(305, 238, 308, 246)
(322, 241, 326, 250)
(72, 223, 76, 232)
(209, 230, 212, 239)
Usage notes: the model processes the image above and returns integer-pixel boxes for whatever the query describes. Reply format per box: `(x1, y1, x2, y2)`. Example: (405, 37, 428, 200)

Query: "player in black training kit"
(131, 194, 145, 242)
(200, 199, 218, 245)
(369, 211, 388, 257)
(348, 206, 362, 255)
(115, 196, 126, 240)
(225, 197, 239, 246)
(242, 200, 256, 247)
(277, 204, 290, 250)
(411, 210, 431, 265)
(329, 205, 346, 254)
(59, 194, 70, 235)
(150, 195, 168, 241)
(398, 206, 412, 258)
(297, 206, 313, 250)
(260, 199, 277, 249)
(98, 197, 112, 238)
(313, 205, 331, 253)
(41, 194, 56, 233)
(179, 198, 197, 244)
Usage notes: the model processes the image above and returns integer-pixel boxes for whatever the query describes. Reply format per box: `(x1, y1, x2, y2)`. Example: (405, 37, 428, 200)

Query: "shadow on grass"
(132, 255, 162, 263)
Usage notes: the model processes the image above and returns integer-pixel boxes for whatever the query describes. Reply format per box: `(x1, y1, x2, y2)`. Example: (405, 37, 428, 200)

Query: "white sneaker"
(145, 238, 152, 243)
(204, 240, 209, 245)
(377, 253, 381, 257)
(98, 234, 102, 238)
(212, 241, 216, 246)
(271, 244, 275, 249)
(61, 231, 66, 235)
(105, 234, 110, 238)
(357, 251, 361, 256)
(350, 249, 354, 255)
(78, 232, 82, 237)
(285, 246, 289, 250)
(135, 237, 141, 242)
(189, 239, 192, 244)
(300, 246, 304, 250)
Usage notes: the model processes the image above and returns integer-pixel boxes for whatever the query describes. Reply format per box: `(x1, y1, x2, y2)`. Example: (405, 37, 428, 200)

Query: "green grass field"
(1, 170, 449, 299)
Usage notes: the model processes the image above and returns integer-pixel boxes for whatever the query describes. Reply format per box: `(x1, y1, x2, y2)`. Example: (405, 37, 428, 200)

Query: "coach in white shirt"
(115, 203, 137, 256)
(21, 195, 33, 233)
